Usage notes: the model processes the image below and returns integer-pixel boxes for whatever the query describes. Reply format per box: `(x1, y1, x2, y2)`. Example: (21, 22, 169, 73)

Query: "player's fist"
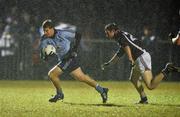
(101, 62, 110, 70)
(101, 64, 105, 70)
(128, 60, 135, 69)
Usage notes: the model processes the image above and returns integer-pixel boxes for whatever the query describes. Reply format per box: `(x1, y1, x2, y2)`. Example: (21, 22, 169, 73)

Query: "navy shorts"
(58, 57, 80, 73)
(46, 54, 80, 73)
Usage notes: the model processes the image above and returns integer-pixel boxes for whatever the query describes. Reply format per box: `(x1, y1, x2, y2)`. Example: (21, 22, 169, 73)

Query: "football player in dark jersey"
(103, 23, 180, 104)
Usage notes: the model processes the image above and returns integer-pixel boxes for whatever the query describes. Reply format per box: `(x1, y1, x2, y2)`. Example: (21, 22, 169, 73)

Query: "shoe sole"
(49, 98, 63, 103)
(136, 102, 148, 104)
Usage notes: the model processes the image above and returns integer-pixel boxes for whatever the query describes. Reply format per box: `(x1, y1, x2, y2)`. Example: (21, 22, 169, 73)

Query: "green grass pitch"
(0, 80, 180, 117)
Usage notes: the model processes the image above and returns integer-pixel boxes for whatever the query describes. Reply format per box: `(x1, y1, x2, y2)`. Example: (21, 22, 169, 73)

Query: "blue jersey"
(39, 29, 76, 61)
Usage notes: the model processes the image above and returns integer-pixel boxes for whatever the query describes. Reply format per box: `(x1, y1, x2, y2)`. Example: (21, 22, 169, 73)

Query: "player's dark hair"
(105, 23, 119, 31)
(42, 19, 54, 29)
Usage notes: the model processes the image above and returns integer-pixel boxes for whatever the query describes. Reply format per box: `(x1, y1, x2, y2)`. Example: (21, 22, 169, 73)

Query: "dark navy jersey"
(115, 31, 144, 60)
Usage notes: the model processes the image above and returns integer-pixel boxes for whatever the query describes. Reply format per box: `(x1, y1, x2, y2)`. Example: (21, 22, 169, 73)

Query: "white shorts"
(129, 51, 152, 80)
(136, 50, 152, 74)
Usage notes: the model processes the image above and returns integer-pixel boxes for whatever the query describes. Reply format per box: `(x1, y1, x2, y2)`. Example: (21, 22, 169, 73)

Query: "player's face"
(105, 30, 115, 39)
(44, 27, 55, 38)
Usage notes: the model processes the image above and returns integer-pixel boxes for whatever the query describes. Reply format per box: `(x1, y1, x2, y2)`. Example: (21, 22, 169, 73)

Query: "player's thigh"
(142, 70, 153, 87)
(48, 66, 63, 78)
(70, 67, 86, 80)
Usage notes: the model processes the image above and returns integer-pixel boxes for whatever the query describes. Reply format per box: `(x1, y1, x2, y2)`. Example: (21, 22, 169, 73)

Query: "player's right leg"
(59, 56, 108, 103)
(142, 70, 163, 90)
(70, 67, 109, 103)
(143, 63, 180, 90)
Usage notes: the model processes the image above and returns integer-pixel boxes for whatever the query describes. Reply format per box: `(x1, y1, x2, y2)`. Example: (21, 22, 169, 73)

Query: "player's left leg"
(142, 70, 163, 90)
(130, 65, 148, 104)
(70, 67, 109, 103)
(45, 54, 64, 102)
(48, 66, 64, 102)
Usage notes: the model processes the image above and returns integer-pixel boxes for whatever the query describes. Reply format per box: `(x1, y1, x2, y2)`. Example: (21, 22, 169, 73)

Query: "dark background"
(0, 0, 179, 80)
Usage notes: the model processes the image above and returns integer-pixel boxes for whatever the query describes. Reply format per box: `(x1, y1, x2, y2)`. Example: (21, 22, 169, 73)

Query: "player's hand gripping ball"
(43, 45, 56, 56)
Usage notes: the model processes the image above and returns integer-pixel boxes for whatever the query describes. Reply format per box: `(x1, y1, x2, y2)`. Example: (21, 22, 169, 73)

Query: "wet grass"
(0, 80, 180, 117)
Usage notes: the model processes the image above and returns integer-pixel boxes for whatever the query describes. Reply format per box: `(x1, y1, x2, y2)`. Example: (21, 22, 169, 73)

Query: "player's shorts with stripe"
(136, 50, 152, 74)
(58, 57, 79, 73)
(46, 54, 80, 73)
(129, 50, 152, 80)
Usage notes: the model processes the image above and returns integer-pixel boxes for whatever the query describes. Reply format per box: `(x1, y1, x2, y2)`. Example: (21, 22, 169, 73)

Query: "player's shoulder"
(121, 31, 132, 36)
(115, 31, 127, 39)
(40, 35, 47, 41)
(40, 35, 52, 43)
(55, 29, 62, 32)
(56, 28, 71, 33)
(121, 31, 138, 40)
(55, 29, 65, 36)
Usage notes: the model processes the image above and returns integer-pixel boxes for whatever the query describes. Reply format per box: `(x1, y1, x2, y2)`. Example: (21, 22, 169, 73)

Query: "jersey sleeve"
(57, 30, 81, 52)
(58, 29, 76, 42)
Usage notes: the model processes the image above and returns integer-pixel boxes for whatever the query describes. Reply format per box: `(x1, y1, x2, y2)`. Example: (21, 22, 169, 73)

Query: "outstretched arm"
(101, 49, 124, 70)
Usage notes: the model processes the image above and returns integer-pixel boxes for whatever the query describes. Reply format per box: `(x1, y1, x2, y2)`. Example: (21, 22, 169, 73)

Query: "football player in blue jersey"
(39, 20, 108, 103)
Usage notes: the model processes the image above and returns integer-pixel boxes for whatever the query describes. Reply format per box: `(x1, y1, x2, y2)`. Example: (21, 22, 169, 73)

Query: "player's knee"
(146, 85, 155, 90)
(148, 87, 155, 90)
(48, 71, 58, 79)
(130, 77, 136, 83)
(48, 72, 54, 79)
